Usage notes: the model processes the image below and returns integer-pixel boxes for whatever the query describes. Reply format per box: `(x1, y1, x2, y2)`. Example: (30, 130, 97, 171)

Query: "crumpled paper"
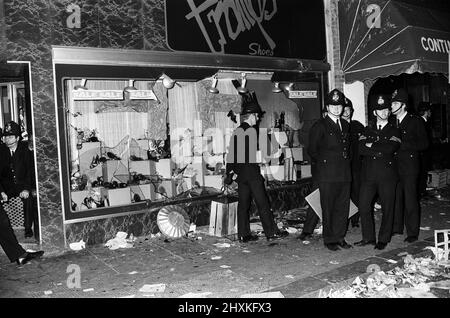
(105, 232, 135, 250)
(69, 240, 86, 251)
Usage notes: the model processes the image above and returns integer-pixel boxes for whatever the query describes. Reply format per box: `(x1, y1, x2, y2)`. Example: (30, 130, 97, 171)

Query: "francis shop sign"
(165, 0, 326, 60)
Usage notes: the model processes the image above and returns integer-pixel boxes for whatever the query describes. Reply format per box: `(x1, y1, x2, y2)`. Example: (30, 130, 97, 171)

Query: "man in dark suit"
(355, 95, 401, 250)
(390, 89, 429, 243)
(307, 89, 352, 251)
(342, 97, 365, 228)
(417, 102, 433, 198)
(0, 121, 36, 239)
(0, 124, 44, 266)
(225, 91, 288, 243)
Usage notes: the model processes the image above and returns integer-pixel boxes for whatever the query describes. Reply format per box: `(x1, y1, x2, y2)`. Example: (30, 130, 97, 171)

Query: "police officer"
(354, 95, 401, 250)
(308, 89, 352, 251)
(225, 91, 288, 243)
(391, 89, 429, 243)
(342, 97, 365, 228)
(0, 121, 35, 239)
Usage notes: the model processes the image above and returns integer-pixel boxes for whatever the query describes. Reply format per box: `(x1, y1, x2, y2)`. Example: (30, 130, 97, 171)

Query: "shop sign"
(127, 90, 157, 100)
(288, 90, 317, 99)
(165, 0, 326, 60)
(72, 90, 124, 100)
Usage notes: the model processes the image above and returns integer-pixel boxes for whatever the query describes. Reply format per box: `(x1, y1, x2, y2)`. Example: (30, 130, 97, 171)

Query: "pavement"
(0, 186, 449, 299)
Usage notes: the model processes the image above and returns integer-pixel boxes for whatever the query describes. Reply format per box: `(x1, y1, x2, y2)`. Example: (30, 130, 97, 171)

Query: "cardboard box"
(427, 170, 447, 189)
(204, 175, 223, 190)
(130, 184, 156, 201)
(101, 187, 132, 207)
(300, 164, 312, 178)
(283, 147, 303, 161)
(102, 160, 129, 183)
(209, 197, 238, 239)
(155, 159, 174, 179)
(155, 179, 177, 199)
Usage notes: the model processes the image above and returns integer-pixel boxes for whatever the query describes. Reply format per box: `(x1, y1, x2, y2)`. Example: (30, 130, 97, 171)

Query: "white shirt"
(376, 121, 388, 130)
(327, 114, 341, 130)
(421, 115, 427, 122)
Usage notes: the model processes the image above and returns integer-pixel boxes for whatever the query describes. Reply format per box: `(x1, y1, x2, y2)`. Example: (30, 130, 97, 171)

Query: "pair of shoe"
(239, 234, 259, 243)
(325, 243, 340, 251)
(354, 239, 376, 247)
(16, 251, 44, 266)
(266, 230, 289, 242)
(404, 236, 418, 243)
(391, 232, 403, 237)
(24, 229, 33, 238)
(297, 232, 312, 241)
(374, 242, 387, 250)
(337, 240, 353, 249)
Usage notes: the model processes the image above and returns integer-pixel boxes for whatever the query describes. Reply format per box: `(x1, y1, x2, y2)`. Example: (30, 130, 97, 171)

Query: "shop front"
(1, 0, 329, 253)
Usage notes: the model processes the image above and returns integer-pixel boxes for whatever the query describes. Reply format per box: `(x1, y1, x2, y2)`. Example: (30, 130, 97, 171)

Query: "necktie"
(378, 125, 382, 131)
(336, 119, 341, 131)
(397, 119, 400, 128)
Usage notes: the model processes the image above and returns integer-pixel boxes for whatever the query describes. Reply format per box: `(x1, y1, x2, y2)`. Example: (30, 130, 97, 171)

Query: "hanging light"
(162, 74, 176, 89)
(208, 75, 219, 94)
(237, 73, 248, 94)
(272, 82, 282, 93)
(74, 79, 88, 90)
(124, 79, 137, 92)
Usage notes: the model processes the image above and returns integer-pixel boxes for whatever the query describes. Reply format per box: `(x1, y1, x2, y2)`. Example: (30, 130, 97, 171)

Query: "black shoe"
(24, 229, 33, 238)
(266, 230, 289, 242)
(325, 243, 340, 251)
(239, 234, 259, 243)
(404, 236, 418, 243)
(374, 242, 387, 250)
(338, 240, 353, 249)
(16, 251, 44, 266)
(297, 232, 312, 241)
(354, 240, 376, 247)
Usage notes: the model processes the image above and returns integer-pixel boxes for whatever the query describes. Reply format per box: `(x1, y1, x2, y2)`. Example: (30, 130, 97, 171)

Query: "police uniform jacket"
(359, 121, 401, 182)
(396, 113, 429, 176)
(308, 116, 351, 183)
(0, 142, 33, 196)
(349, 120, 365, 173)
(226, 122, 264, 183)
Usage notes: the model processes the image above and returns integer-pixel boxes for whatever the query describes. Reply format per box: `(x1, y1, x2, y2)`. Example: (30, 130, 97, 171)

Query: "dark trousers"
(23, 196, 39, 237)
(302, 182, 319, 234)
(359, 179, 397, 243)
(237, 178, 277, 238)
(319, 182, 351, 244)
(0, 206, 26, 262)
(349, 169, 361, 226)
(418, 153, 431, 196)
(393, 174, 420, 238)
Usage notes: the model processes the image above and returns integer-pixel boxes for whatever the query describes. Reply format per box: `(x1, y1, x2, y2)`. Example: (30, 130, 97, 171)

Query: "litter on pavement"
(105, 232, 135, 250)
(179, 292, 212, 298)
(240, 291, 285, 298)
(69, 240, 86, 251)
(213, 243, 231, 248)
(139, 283, 166, 293)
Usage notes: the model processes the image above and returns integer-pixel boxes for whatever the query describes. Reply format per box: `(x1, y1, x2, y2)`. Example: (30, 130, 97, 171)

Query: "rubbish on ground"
(397, 252, 408, 257)
(285, 275, 295, 279)
(69, 240, 86, 251)
(211, 256, 222, 260)
(366, 264, 381, 273)
(242, 250, 251, 253)
(240, 291, 284, 298)
(170, 268, 175, 272)
(303, 240, 311, 245)
(428, 280, 450, 290)
(120, 295, 135, 298)
(313, 225, 323, 235)
(386, 259, 398, 264)
(250, 223, 263, 232)
(277, 222, 284, 228)
(105, 232, 134, 250)
(286, 227, 298, 234)
(220, 265, 231, 269)
(157, 205, 190, 239)
(128, 271, 138, 275)
(139, 283, 166, 293)
(179, 292, 212, 298)
(189, 223, 196, 233)
(420, 226, 431, 231)
(330, 260, 339, 265)
(197, 237, 203, 240)
(213, 243, 231, 248)
(56, 283, 63, 286)
(83, 288, 94, 292)
(44, 290, 53, 295)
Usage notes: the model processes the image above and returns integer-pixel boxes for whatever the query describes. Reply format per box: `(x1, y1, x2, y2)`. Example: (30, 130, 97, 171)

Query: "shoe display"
(239, 234, 259, 243)
(354, 240, 376, 247)
(374, 242, 387, 250)
(16, 250, 44, 266)
(297, 232, 312, 241)
(325, 243, 340, 251)
(337, 240, 353, 249)
(404, 236, 418, 243)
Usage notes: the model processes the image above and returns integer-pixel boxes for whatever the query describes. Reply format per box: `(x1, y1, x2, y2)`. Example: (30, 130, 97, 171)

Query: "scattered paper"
(220, 265, 231, 269)
(213, 243, 231, 248)
(179, 292, 212, 298)
(286, 227, 298, 234)
(189, 223, 197, 233)
(139, 283, 166, 293)
(105, 232, 134, 250)
(83, 288, 94, 292)
(240, 291, 284, 298)
(211, 256, 222, 260)
(69, 240, 86, 251)
(313, 225, 323, 235)
(285, 275, 295, 279)
(428, 280, 450, 290)
(128, 271, 138, 275)
(330, 260, 339, 265)
(386, 259, 398, 264)
(242, 250, 251, 253)
(302, 240, 311, 245)
(397, 252, 409, 257)
(44, 290, 53, 295)
(420, 226, 431, 231)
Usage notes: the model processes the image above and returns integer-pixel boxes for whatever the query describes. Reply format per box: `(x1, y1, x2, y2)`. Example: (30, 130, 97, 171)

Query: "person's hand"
(390, 136, 401, 143)
(1, 192, 7, 202)
(365, 143, 373, 148)
(19, 190, 30, 199)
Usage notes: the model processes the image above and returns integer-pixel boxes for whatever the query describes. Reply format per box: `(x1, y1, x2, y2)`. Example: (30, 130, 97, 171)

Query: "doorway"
(0, 62, 40, 244)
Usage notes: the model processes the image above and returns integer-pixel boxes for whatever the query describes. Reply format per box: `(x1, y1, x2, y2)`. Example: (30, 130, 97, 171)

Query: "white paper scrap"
(213, 243, 231, 248)
(211, 256, 222, 260)
(139, 283, 166, 293)
(44, 290, 53, 295)
(83, 288, 94, 292)
(220, 265, 231, 269)
(128, 271, 138, 275)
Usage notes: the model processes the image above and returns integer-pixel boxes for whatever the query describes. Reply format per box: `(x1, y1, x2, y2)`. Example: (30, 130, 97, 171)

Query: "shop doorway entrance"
(0, 62, 40, 244)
